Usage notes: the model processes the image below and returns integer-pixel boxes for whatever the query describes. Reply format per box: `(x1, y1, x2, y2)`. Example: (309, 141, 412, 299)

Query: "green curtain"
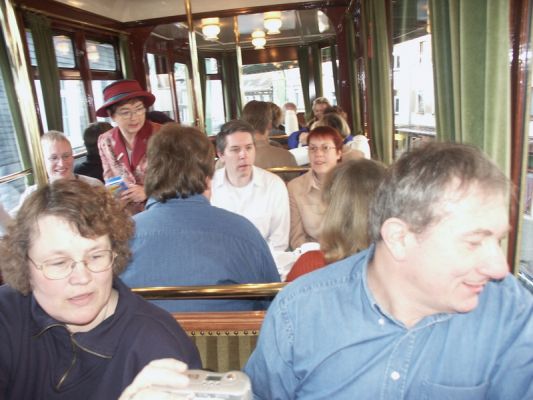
(297, 46, 312, 118)
(362, 0, 393, 164)
(221, 51, 242, 119)
(345, 13, 362, 135)
(25, 13, 63, 132)
(119, 34, 133, 79)
(429, 0, 510, 175)
(311, 43, 323, 99)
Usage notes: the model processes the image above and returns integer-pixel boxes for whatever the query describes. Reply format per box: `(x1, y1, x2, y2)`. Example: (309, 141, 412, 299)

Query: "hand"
(299, 132, 309, 146)
(119, 359, 190, 400)
(121, 184, 147, 203)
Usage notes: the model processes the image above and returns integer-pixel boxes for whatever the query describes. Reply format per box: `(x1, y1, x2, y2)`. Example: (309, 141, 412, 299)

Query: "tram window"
(0, 68, 28, 209)
(85, 40, 116, 71)
(205, 79, 225, 135)
(174, 63, 194, 125)
(93, 79, 116, 122)
(242, 61, 305, 111)
(147, 53, 175, 120)
(60, 80, 90, 150)
(321, 47, 337, 105)
(203, 57, 225, 135)
(205, 57, 219, 75)
(53, 35, 75, 68)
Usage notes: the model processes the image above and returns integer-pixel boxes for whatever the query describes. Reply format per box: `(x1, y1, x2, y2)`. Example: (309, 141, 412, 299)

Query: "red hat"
(96, 80, 156, 117)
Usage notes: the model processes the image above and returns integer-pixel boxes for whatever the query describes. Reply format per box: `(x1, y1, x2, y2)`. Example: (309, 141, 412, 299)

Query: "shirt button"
(378, 318, 385, 326)
(390, 371, 401, 381)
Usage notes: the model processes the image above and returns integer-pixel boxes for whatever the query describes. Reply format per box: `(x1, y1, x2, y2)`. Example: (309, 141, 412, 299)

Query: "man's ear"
(380, 217, 412, 261)
(216, 151, 224, 161)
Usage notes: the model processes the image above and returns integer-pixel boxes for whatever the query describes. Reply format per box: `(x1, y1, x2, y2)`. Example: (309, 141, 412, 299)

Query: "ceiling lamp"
(251, 30, 266, 50)
(264, 11, 282, 35)
(201, 17, 221, 41)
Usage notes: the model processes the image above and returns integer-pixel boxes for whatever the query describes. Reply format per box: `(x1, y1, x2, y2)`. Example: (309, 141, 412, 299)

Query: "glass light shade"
(201, 18, 220, 40)
(251, 30, 266, 49)
(264, 11, 282, 34)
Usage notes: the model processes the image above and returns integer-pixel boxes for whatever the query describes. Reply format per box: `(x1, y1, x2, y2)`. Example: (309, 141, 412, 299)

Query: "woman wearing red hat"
(96, 80, 161, 214)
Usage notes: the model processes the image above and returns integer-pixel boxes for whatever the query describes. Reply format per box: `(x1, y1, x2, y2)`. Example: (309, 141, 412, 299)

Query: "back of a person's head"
(146, 110, 174, 124)
(314, 112, 351, 138)
(145, 123, 215, 202)
(216, 119, 255, 154)
(368, 142, 509, 242)
(269, 102, 282, 128)
(242, 100, 271, 134)
(83, 122, 112, 153)
(321, 159, 387, 263)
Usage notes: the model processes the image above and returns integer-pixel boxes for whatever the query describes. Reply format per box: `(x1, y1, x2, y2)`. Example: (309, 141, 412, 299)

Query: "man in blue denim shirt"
(245, 142, 532, 399)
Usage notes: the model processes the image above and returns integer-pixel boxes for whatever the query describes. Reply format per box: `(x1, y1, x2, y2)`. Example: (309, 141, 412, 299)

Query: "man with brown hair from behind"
(121, 123, 280, 312)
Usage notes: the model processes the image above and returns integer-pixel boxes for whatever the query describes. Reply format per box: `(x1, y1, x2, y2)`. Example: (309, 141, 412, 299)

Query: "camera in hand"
(164, 370, 252, 400)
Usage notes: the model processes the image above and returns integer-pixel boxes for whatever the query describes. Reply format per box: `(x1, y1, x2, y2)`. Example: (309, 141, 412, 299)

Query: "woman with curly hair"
(0, 179, 200, 399)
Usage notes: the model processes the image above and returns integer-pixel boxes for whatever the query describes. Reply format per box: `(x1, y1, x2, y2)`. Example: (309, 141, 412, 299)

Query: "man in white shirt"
(211, 120, 290, 270)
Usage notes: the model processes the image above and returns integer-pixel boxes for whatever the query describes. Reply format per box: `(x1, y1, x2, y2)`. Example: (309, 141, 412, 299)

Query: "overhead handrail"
(132, 282, 286, 300)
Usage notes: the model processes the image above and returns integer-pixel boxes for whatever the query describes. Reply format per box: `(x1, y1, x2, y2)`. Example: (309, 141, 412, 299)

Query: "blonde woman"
(286, 158, 386, 281)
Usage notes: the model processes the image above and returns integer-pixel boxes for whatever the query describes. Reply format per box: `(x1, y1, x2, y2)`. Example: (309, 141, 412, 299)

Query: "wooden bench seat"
(133, 283, 284, 371)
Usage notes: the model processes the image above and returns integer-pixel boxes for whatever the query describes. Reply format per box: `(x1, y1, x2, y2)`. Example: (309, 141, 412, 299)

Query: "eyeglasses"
(308, 144, 337, 153)
(48, 153, 73, 162)
(115, 106, 146, 119)
(29, 249, 116, 280)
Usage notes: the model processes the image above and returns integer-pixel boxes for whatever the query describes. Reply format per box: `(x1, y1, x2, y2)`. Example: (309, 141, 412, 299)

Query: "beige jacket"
(287, 170, 325, 249)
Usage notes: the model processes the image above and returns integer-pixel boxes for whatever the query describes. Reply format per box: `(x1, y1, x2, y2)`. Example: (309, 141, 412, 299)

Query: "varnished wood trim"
(173, 311, 265, 333)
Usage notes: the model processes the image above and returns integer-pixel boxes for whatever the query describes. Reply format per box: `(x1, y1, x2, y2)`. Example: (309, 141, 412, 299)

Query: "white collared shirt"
(211, 166, 290, 255)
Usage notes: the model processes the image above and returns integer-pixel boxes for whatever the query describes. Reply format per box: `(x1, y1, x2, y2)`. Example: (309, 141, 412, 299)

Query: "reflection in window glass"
(60, 80, 89, 150)
(147, 53, 174, 120)
(205, 58, 218, 75)
(86, 40, 116, 71)
(174, 63, 194, 125)
(53, 35, 76, 68)
(25, 31, 37, 66)
(242, 61, 304, 111)
(205, 80, 225, 135)
(0, 70, 27, 210)
(0, 177, 32, 218)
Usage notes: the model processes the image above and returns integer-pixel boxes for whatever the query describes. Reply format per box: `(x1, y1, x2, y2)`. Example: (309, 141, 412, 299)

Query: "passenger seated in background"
(283, 102, 300, 134)
(74, 121, 112, 182)
(245, 142, 533, 399)
(121, 123, 280, 312)
(286, 159, 386, 281)
(288, 97, 331, 149)
(11, 130, 102, 216)
(269, 102, 285, 135)
(211, 120, 290, 275)
(313, 111, 365, 161)
(97, 79, 161, 215)
(241, 100, 297, 172)
(0, 180, 200, 399)
(146, 110, 174, 124)
(288, 126, 343, 249)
